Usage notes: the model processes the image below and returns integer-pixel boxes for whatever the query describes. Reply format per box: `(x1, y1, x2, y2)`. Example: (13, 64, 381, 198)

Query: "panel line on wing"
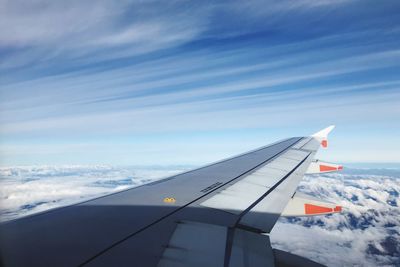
(237, 153, 313, 233)
(199, 149, 310, 216)
(236, 153, 311, 221)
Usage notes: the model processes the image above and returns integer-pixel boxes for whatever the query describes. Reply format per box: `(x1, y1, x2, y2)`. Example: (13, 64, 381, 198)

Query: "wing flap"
(229, 229, 275, 267)
(281, 192, 342, 217)
(159, 222, 276, 267)
(306, 160, 343, 174)
(158, 221, 227, 267)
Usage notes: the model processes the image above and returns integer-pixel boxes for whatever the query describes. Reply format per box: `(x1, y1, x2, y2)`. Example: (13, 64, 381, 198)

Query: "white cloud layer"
(0, 165, 186, 220)
(271, 171, 400, 267)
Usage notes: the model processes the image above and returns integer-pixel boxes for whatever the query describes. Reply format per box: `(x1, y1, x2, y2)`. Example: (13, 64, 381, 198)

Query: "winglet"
(312, 125, 335, 148)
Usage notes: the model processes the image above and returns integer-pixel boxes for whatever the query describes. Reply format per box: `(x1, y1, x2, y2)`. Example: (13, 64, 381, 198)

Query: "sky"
(1, 0, 400, 166)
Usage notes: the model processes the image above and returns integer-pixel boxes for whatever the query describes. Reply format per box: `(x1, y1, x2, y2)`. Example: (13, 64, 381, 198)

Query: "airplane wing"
(0, 126, 343, 267)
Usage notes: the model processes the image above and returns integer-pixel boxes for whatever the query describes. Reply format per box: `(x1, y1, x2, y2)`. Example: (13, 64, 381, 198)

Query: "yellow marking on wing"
(163, 197, 176, 203)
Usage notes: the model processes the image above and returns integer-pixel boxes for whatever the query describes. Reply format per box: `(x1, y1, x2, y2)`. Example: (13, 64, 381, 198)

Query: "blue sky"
(0, 0, 399, 166)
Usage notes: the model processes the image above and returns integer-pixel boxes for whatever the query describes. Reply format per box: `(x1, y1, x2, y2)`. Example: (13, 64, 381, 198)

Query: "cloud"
(0, 0, 368, 70)
(1, 47, 400, 133)
(0, 0, 208, 69)
(0, 165, 186, 220)
(0, 0, 193, 48)
(1, 0, 399, 165)
(0, 0, 352, 46)
(271, 169, 400, 266)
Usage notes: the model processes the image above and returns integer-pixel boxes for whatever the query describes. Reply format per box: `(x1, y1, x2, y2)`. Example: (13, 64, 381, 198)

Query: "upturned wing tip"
(311, 125, 335, 138)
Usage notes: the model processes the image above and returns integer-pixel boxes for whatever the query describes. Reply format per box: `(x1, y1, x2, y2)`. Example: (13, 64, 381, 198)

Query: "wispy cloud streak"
(0, 0, 399, 165)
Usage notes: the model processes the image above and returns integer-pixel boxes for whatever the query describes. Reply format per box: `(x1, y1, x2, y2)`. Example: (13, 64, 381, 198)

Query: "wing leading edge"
(0, 126, 343, 267)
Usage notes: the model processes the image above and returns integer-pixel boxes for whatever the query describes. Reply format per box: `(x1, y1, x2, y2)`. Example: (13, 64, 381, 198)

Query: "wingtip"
(311, 125, 335, 138)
